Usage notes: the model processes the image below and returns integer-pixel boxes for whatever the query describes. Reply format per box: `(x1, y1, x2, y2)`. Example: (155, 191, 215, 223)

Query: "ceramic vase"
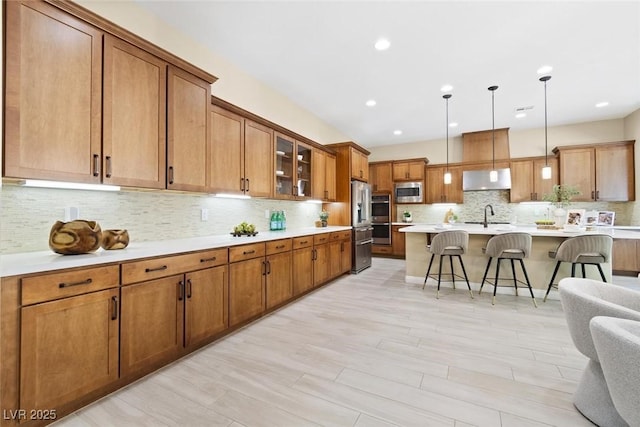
(49, 220, 102, 255)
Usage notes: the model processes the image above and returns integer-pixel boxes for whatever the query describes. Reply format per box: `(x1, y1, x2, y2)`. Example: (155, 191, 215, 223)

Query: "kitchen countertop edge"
(397, 224, 640, 239)
(0, 226, 352, 278)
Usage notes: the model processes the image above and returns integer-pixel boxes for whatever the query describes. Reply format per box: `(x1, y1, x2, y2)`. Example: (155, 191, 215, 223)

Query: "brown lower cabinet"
(5, 231, 351, 426)
(392, 225, 406, 257)
(612, 239, 640, 274)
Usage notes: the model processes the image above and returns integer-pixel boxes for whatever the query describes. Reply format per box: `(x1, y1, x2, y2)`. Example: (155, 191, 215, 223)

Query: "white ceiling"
(135, 1, 640, 149)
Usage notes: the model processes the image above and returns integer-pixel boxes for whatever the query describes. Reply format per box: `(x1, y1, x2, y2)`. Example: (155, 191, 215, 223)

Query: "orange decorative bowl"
(101, 229, 130, 250)
(49, 220, 102, 255)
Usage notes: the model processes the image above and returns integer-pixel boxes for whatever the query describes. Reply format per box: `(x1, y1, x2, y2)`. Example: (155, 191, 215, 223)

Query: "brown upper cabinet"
(210, 106, 273, 197)
(509, 157, 559, 202)
(462, 128, 510, 163)
(392, 159, 428, 181)
(351, 148, 369, 182)
(425, 165, 463, 204)
(3, 0, 216, 190)
(554, 141, 635, 202)
(369, 161, 393, 193)
(4, 1, 104, 184)
(312, 149, 337, 201)
(274, 133, 313, 199)
(167, 66, 211, 192)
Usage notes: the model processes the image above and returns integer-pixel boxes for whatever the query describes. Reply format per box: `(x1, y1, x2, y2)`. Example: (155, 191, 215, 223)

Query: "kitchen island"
(400, 224, 640, 300)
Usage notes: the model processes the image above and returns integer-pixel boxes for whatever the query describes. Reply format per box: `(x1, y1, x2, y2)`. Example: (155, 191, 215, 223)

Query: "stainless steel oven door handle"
(357, 239, 374, 245)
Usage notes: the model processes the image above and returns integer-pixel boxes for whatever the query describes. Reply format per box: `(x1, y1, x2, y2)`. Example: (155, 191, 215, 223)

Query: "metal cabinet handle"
(93, 154, 100, 177)
(300, 240, 308, 245)
(266, 260, 271, 275)
(243, 250, 255, 255)
(59, 278, 92, 288)
(246, 178, 250, 192)
(241, 177, 245, 192)
(591, 190, 595, 200)
(275, 244, 285, 249)
(596, 190, 599, 200)
(178, 280, 185, 301)
(168, 166, 174, 185)
(186, 279, 193, 299)
(145, 265, 168, 273)
(200, 256, 217, 263)
(105, 156, 112, 178)
(111, 296, 118, 320)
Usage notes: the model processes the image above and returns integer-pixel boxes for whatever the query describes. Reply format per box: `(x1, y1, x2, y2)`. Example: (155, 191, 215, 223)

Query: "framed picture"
(597, 211, 615, 226)
(565, 209, 586, 226)
(585, 211, 599, 225)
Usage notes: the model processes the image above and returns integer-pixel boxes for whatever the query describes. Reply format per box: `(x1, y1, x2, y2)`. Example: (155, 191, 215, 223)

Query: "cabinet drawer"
(266, 239, 292, 255)
(292, 236, 313, 249)
(314, 233, 331, 245)
(22, 265, 120, 306)
(122, 248, 228, 285)
(229, 243, 266, 263)
(331, 230, 351, 241)
(372, 245, 393, 255)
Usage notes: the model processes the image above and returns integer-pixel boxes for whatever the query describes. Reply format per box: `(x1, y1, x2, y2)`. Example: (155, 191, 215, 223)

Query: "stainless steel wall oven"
(371, 194, 391, 245)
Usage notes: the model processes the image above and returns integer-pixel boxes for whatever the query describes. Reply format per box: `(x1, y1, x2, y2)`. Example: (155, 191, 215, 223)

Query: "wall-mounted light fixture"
(540, 75, 552, 180)
(20, 179, 121, 192)
(488, 85, 499, 182)
(443, 93, 452, 185)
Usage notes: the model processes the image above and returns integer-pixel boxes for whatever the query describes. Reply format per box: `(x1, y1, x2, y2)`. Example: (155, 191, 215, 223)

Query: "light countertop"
(0, 226, 352, 278)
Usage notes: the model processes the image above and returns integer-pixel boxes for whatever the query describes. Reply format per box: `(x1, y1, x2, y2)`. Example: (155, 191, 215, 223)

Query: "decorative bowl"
(101, 229, 130, 250)
(49, 220, 102, 255)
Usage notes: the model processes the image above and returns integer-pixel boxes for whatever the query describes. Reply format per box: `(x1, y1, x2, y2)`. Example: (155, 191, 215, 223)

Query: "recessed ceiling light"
(537, 65, 553, 75)
(393, 130, 402, 135)
(440, 84, 453, 92)
(448, 122, 458, 128)
(365, 99, 377, 107)
(515, 113, 526, 118)
(374, 38, 390, 51)
(595, 101, 609, 108)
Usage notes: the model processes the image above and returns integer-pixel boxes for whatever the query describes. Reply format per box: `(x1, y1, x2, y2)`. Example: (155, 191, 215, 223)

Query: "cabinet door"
(559, 148, 595, 201)
(444, 166, 464, 203)
(425, 167, 444, 203)
(351, 149, 368, 181)
(313, 244, 331, 286)
(326, 153, 337, 201)
(103, 36, 166, 188)
(210, 106, 244, 194)
(296, 141, 313, 198)
(229, 258, 266, 326)
(312, 150, 327, 200)
(4, 1, 103, 183)
(392, 226, 406, 257)
(612, 239, 638, 272)
(533, 157, 558, 201)
(595, 144, 635, 201)
(340, 238, 353, 274)
(20, 288, 119, 411)
(370, 162, 393, 193)
(121, 275, 183, 376)
(275, 133, 295, 198)
(293, 247, 314, 296)
(244, 120, 274, 197)
(266, 251, 293, 309)
(329, 240, 342, 279)
(509, 160, 534, 202)
(185, 265, 228, 348)
(167, 66, 211, 192)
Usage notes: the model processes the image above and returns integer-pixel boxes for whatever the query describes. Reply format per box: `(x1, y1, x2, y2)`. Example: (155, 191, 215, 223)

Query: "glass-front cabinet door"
(296, 142, 312, 198)
(275, 133, 294, 198)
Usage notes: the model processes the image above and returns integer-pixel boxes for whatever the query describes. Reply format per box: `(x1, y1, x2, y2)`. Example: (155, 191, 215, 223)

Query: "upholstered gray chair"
(559, 278, 640, 427)
(423, 230, 473, 299)
(590, 316, 640, 427)
(544, 234, 613, 302)
(479, 232, 536, 306)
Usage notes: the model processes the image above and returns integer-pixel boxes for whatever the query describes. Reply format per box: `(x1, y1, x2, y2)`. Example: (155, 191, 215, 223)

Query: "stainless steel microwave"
(394, 181, 423, 203)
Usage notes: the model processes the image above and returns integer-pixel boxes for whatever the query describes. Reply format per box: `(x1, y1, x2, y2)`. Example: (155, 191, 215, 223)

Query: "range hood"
(462, 168, 511, 191)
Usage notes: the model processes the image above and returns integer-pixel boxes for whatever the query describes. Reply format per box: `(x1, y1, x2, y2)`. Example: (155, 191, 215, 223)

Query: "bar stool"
(423, 230, 473, 299)
(479, 232, 537, 307)
(543, 234, 613, 302)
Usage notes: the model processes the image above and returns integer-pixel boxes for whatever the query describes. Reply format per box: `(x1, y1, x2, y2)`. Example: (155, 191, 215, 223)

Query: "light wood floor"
(53, 257, 609, 427)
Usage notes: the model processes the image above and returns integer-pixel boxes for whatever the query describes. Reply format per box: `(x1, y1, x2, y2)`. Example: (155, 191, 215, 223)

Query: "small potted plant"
(319, 210, 329, 227)
(402, 210, 412, 223)
(543, 184, 581, 224)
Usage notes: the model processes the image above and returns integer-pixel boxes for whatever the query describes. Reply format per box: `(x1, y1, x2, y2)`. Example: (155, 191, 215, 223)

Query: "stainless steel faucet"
(483, 204, 495, 228)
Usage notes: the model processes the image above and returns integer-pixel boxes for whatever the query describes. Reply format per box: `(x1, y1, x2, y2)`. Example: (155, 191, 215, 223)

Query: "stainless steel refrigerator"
(351, 181, 372, 273)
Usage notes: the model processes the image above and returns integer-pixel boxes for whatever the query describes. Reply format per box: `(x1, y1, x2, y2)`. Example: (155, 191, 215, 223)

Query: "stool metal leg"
(571, 263, 576, 277)
(449, 255, 456, 289)
(510, 259, 518, 296)
(519, 258, 537, 308)
(596, 263, 607, 282)
(543, 261, 562, 302)
(436, 255, 444, 298)
(423, 253, 435, 289)
(581, 263, 586, 278)
(493, 258, 501, 305)
(456, 255, 473, 298)
(479, 257, 492, 295)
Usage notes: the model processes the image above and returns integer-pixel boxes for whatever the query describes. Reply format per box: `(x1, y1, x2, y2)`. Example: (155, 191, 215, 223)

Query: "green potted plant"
(543, 184, 581, 224)
(319, 210, 329, 227)
(402, 210, 412, 223)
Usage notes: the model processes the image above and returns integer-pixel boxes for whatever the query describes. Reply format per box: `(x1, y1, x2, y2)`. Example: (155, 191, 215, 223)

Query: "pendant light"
(488, 85, 499, 182)
(443, 93, 452, 185)
(540, 75, 552, 180)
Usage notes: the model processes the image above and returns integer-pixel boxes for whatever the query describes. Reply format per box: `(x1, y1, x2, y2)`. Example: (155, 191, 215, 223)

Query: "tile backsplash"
(0, 186, 322, 254)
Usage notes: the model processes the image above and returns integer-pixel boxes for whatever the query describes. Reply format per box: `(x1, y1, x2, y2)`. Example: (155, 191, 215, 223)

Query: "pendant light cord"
(543, 78, 549, 166)
(488, 86, 498, 170)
